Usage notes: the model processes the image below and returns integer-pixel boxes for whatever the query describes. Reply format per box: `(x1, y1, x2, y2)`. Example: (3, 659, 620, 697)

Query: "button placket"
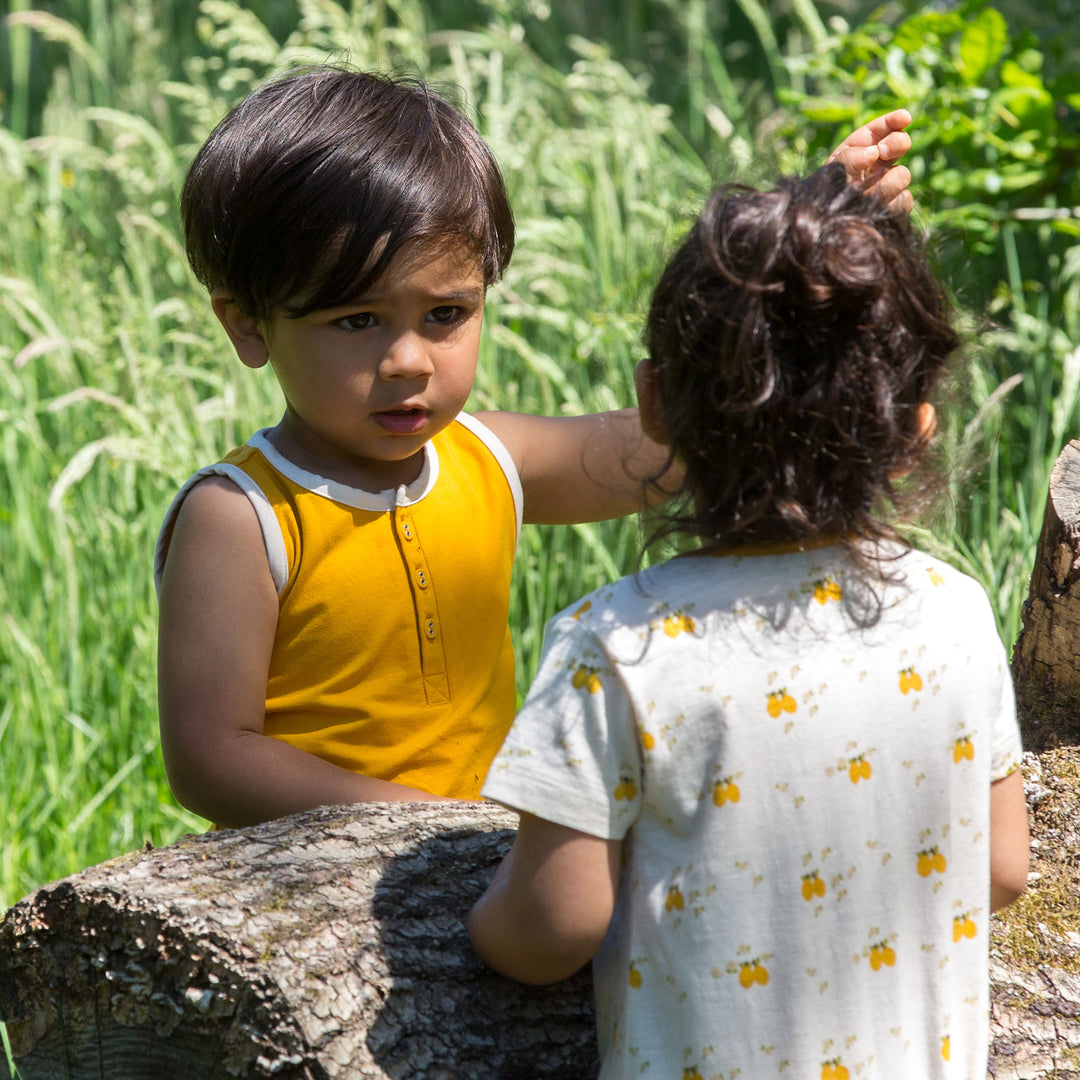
(393, 508, 449, 703)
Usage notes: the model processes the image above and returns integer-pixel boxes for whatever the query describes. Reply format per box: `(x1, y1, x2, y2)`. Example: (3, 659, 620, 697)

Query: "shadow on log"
(0, 803, 596, 1079)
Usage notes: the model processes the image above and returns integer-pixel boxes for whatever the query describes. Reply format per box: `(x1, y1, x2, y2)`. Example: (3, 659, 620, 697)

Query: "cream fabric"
(484, 544, 1021, 1080)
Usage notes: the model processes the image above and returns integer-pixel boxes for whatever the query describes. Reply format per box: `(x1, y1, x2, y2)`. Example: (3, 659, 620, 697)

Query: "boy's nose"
(379, 332, 435, 379)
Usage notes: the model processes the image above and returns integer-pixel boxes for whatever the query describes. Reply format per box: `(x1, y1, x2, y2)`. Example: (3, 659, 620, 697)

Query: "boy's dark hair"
(181, 65, 515, 320)
(645, 162, 959, 556)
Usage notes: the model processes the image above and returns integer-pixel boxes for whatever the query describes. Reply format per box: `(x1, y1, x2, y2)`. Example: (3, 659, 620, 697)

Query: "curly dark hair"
(644, 163, 959, 558)
(181, 65, 514, 321)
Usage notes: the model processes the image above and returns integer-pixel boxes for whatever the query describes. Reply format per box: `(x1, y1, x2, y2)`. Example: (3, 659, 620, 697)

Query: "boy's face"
(230, 242, 486, 491)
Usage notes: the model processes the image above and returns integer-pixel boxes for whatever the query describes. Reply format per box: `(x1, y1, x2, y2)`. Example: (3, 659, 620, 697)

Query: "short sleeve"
(989, 630, 1022, 781)
(481, 610, 642, 840)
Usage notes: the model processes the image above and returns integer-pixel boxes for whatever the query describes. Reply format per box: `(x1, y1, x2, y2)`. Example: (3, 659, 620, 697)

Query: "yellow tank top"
(156, 414, 522, 799)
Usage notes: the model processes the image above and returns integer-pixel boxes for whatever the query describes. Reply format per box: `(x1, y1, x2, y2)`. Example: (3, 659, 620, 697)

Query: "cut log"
(1012, 439, 1080, 750)
(0, 802, 596, 1080)
(1, 774, 1078, 1079)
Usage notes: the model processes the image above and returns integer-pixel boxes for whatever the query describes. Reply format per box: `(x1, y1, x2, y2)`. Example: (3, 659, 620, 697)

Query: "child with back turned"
(469, 163, 1030, 1080)
(155, 64, 915, 829)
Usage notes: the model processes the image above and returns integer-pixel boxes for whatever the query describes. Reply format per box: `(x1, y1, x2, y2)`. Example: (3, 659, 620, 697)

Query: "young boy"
(156, 65, 914, 828)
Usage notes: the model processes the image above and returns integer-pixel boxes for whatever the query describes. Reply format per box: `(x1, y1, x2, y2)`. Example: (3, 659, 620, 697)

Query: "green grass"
(0, 0, 1076, 927)
(0, 0, 704, 916)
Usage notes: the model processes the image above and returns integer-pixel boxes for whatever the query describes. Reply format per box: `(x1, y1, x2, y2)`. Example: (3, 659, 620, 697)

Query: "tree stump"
(1012, 439, 1080, 750)
(0, 803, 596, 1080)
(993, 437, 1080, 1078)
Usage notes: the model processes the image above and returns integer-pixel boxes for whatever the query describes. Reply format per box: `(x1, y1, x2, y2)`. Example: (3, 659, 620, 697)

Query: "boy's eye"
(335, 312, 376, 331)
(428, 305, 463, 325)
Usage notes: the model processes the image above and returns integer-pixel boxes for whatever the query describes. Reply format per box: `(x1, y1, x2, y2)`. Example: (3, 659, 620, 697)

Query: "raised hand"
(827, 109, 913, 213)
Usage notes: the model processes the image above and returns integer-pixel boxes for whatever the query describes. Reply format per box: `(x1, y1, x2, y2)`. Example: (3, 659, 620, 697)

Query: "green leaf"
(927, 167, 967, 198)
(957, 7, 1008, 86)
(992, 86, 1056, 134)
(893, 12, 964, 54)
(983, 164, 1050, 193)
(1013, 48, 1044, 76)
(1051, 72, 1080, 112)
(1051, 220, 1080, 238)
(797, 97, 856, 124)
(1000, 59, 1042, 91)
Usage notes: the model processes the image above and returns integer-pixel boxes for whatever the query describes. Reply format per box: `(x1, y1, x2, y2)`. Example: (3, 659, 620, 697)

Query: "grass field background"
(1, 0, 1078, 944)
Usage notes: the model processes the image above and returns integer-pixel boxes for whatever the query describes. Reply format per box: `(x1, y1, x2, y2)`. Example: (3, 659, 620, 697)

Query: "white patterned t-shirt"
(483, 543, 1021, 1080)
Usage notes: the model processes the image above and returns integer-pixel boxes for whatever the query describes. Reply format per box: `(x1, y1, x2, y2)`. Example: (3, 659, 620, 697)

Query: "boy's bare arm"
(157, 477, 449, 829)
(468, 812, 620, 984)
(989, 767, 1029, 912)
(476, 408, 680, 525)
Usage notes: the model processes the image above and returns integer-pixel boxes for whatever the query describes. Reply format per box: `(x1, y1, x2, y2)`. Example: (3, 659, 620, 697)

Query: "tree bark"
(0, 803, 597, 1080)
(1, 776, 1078, 1079)
(1011, 439, 1080, 751)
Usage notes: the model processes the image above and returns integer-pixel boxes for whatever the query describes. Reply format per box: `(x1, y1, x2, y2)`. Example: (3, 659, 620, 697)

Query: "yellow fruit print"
(916, 846, 947, 877)
(641, 731, 656, 750)
(713, 776, 740, 806)
(847, 755, 871, 783)
(628, 962, 643, 989)
(801, 870, 826, 901)
(767, 689, 797, 717)
(663, 611, 696, 637)
(682, 1069, 703, 1080)
(572, 599, 592, 619)
(665, 885, 685, 913)
(821, 1059, 850, 1080)
(737, 959, 769, 988)
(571, 664, 602, 694)
(927, 567, 946, 587)
(941, 1034, 950, 1061)
(953, 736, 975, 763)
(613, 774, 638, 801)
(898, 666, 923, 694)
(868, 939, 896, 970)
(952, 913, 977, 941)
(813, 576, 843, 605)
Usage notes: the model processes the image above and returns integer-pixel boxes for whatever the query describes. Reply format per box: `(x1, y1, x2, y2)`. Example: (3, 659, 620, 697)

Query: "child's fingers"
(854, 108, 913, 145)
(832, 143, 880, 170)
(827, 110, 913, 162)
(877, 130, 912, 162)
(866, 164, 913, 211)
(827, 111, 915, 207)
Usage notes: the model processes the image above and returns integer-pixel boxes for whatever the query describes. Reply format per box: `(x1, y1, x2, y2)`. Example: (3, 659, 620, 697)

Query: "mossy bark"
(991, 439, 1080, 1076)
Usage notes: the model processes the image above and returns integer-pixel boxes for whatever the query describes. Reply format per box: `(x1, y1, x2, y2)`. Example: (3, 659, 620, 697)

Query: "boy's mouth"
(373, 407, 429, 435)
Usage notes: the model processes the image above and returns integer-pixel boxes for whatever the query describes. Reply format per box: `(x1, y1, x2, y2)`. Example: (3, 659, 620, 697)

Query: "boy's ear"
(635, 358, 670, 446)
(211, 291, 270, 370)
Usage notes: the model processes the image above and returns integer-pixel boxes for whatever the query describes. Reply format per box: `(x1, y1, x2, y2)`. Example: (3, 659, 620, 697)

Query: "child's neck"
(695, 534, 844, 558)
(263, 422, 427, 494)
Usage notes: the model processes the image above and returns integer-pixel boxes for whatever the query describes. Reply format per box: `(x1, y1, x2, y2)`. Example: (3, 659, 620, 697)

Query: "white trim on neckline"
(247, 428, 439, 511)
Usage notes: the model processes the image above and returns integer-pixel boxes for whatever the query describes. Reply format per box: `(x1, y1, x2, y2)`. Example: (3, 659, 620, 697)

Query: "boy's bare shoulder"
(171, 473, 259, 533)
(160, 472, 268, 579)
